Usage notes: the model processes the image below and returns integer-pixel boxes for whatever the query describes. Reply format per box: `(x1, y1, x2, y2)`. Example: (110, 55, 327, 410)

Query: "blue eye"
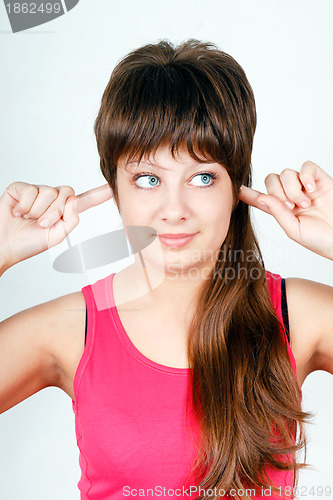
(131, 171, 218, 190)
(191, 173, 215, 187)
(133, 174, 160, 189)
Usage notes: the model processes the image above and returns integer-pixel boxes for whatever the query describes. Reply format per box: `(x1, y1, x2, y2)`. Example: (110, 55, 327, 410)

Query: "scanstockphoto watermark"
(165, 245, 297, 282)
(166, 263, 264, 283)
(47, 220, 296, 276)
(3, 0, 80, 33)
(123, 484, 333, 497)
(165, 245, 297, 266)
(122, 485, 257, 497)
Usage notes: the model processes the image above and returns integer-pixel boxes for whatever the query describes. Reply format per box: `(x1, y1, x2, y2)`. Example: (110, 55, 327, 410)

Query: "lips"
(158, 233, 197, 238)
(157, 233, 198, 248)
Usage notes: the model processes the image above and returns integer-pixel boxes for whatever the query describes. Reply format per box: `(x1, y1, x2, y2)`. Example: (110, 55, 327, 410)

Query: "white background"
(0, 0, 333, 498)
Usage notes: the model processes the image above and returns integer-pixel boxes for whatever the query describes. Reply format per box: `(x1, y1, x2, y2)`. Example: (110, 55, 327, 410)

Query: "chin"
(164, 255, 212, 276)
(141, 239, 217, 276)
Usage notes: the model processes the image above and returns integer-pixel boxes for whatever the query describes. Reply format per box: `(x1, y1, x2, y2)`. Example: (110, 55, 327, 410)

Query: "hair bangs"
(99, 63, 233, 171)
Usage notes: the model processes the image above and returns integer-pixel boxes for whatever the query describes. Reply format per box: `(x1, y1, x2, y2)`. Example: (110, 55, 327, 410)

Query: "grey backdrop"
(0, 0, 333, 498)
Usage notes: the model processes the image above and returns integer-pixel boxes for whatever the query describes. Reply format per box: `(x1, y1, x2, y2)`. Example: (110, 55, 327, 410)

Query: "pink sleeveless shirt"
(71, 271, 300, 499)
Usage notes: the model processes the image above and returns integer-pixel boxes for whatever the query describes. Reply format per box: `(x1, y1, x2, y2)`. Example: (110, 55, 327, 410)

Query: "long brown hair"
(94, 39, 312, 499)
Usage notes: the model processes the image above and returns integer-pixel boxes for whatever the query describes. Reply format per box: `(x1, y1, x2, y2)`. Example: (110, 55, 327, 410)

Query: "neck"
(113, 255, 215, 322)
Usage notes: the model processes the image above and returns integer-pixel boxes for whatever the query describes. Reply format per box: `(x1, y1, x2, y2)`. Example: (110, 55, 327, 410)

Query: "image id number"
(5, 3, 61, 14)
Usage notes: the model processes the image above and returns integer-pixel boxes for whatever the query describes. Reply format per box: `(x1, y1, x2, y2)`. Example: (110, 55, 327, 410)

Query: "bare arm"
(0, 180, 112, 413)
(285, 277, 333, 384)
(0, 290, 86, 414)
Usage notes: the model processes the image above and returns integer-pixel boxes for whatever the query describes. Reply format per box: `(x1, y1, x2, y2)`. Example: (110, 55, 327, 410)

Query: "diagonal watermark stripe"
(63, 0, 79, 10)
(52, 226, 157, 273)
(3, 0, 80, 33)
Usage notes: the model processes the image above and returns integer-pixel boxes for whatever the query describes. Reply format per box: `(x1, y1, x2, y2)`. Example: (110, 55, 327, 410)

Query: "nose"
(159, 185, 191, 225)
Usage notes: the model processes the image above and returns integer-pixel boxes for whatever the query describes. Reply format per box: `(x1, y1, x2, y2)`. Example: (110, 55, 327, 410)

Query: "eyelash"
(130, 171, 219, 190)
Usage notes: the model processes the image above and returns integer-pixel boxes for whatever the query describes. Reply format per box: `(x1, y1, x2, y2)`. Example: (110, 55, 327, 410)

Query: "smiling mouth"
(158, 233, 197, 238)
(157, 233, 198, 248)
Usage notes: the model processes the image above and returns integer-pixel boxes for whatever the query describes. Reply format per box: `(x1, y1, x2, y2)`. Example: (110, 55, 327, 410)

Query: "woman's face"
(116, 143, 235, 278)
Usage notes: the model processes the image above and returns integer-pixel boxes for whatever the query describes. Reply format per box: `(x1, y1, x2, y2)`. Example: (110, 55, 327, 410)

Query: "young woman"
(0, 39, 332, 500)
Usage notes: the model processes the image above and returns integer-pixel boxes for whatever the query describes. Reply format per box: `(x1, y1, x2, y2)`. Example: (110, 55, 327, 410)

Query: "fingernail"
(284, 201, 294, 210)
(306, 183, 315, 192)
(23, 214, 30, 219)
(39, 219, 50, 228)
(300, 200, 310, 208)
(14, 212, 21, 217)
(259, 201, 268, 208)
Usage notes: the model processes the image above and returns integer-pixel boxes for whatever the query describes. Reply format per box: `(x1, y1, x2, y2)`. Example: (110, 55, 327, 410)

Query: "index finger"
(238, 185, 272, 214)
(75, 184, 113, 214)
(238, 185, 263, 205)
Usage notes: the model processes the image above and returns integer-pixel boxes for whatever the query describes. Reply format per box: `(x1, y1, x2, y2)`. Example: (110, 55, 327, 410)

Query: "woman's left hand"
(238, 161, 333, 260)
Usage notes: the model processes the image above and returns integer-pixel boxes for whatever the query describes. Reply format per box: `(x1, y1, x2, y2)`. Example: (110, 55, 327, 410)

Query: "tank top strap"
(72, 274, 115, 411)
(265, 270, 297, 376)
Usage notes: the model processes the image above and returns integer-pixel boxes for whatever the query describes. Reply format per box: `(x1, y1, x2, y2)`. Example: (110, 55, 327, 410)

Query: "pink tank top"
(72, 270, 300, 499)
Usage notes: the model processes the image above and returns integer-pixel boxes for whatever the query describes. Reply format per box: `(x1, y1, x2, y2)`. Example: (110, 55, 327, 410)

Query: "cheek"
(210, 215, 232, 245)
(118, 199, 150, 227)
(116, 180, 140, 220)
(203, 188, 234, 219)
(206, 190, 234, 238)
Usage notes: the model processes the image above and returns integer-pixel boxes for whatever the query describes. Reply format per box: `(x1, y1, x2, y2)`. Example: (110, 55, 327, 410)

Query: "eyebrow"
(125, 159, 221, 171)
(125, 160, 170, 171)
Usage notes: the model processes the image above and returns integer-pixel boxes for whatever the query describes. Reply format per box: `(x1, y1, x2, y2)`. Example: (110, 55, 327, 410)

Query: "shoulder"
(14, 290, 86, 390)
(0, 290, 86, 411)
(37, 291, 87, 389)
(284, 277, 333, 378)
(22, 289, 86, 344)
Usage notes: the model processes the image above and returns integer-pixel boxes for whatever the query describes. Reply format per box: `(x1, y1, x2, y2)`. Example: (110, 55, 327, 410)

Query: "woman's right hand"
(0, 182, 113, 271)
